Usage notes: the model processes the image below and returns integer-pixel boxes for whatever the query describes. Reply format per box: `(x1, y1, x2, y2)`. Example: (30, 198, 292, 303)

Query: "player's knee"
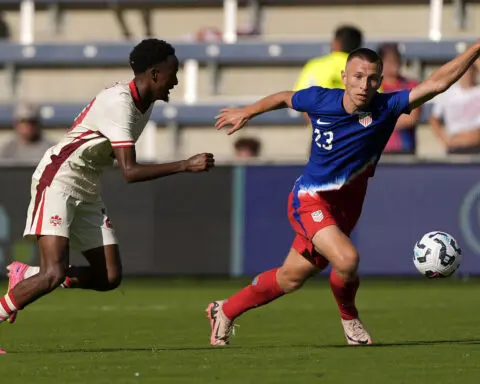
(96, 272, 122, 291)
(334, 248, 359, 278)
(276, 268, 307, 293)
(41, 265, 67, 291)
(106, 273, 122, 291)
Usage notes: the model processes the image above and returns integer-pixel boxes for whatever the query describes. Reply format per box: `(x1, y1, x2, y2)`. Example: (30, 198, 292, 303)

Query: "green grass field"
(1, 278, 480, 383)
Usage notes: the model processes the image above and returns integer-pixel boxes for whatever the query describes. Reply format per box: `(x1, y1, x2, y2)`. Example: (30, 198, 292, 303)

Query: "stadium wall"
(243, 164, 480, 277)
(1, 164, 480, 277)
(0, 167, 233, 276)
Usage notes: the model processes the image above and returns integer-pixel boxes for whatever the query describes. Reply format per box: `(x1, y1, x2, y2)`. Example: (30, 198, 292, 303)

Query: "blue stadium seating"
(0, 101, 434, 128)
(0, 39, 476, 67)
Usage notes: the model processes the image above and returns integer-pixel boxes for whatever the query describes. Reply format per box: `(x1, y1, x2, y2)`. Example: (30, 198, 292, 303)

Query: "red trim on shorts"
(111, 144, 134, 148)
(129, 80, 148, 114)
(29, 131, 95, 231)
(111, 141, 134, 148)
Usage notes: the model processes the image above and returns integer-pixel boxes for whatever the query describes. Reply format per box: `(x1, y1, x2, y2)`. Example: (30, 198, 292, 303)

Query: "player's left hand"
(215, 108, 250, 135)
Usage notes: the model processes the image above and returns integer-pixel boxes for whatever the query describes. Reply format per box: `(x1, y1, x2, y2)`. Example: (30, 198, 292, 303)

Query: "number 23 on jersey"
(314, 129, 334, 151)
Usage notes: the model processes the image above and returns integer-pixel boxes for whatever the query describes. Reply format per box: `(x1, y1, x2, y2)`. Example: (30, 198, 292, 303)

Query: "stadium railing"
(3, 1, 478, 46)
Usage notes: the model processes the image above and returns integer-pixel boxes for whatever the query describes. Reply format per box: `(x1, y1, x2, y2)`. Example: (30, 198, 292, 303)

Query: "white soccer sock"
(0, 292, 19, 322)
(24, 266, 40, 280)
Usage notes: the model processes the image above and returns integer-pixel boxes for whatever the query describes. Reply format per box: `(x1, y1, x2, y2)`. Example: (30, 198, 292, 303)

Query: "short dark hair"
(234, 137, 261, 156)
(377, 42, 401, 60)
(129, 39, 176, 74)
(334, 26, 363, 53)
(347, 48, 383, 72)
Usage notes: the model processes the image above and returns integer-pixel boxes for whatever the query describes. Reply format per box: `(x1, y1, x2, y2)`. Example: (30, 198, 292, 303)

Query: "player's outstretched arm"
(113, 146, 215, 183)
(409, 41, 480, 109)
(215, 91, 295, 135)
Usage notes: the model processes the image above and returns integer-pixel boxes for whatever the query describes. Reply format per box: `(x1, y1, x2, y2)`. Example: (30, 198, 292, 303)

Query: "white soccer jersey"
(32, 81, 154, 202)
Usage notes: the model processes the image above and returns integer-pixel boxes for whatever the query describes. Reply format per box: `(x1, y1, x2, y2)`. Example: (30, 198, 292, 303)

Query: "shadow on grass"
(314, 338, 480, 348)
(6, 338, 480, 354)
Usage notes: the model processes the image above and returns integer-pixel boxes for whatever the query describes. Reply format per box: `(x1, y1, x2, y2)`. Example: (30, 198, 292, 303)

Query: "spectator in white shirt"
(429, 62, 480, 154)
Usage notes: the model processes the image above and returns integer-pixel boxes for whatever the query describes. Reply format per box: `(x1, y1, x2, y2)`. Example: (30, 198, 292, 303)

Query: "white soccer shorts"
(23, 181, 118, 252)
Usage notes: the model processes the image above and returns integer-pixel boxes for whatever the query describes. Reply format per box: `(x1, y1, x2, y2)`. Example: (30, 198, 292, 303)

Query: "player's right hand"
(215, 108, 250, 135)
(184, 153, 215, 173)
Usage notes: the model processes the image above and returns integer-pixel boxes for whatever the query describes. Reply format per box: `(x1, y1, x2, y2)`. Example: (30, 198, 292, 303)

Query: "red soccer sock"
(329, 269, 359, 320)
(222, 268, 285, 321)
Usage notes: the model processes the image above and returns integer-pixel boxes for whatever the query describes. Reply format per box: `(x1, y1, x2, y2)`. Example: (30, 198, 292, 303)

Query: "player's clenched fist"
(184, 153, 215, 172)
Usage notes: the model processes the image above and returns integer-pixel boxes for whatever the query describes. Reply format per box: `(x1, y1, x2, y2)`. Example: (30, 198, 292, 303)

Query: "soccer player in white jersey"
(0, 39, 215, 348)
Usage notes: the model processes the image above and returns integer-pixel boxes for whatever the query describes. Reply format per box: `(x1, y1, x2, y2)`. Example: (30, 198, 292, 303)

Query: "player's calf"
(65, 266, 122, 291)
(39, 265, 68, 293)
(7, 263, 67, 312)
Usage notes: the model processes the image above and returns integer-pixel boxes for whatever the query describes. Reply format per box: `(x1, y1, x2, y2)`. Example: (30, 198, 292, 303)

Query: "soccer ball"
(413, 231, 462, 278)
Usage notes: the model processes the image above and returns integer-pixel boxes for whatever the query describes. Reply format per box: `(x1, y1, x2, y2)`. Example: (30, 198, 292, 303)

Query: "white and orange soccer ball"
(413, 231, 462, 278)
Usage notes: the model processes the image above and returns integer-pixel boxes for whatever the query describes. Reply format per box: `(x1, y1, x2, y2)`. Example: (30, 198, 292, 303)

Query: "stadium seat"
(0, 101, 434, 128)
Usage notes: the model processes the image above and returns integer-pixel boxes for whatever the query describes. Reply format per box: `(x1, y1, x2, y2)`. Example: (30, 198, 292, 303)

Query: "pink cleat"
(6, 262, 29, 324)
(0, 348, 6, 354)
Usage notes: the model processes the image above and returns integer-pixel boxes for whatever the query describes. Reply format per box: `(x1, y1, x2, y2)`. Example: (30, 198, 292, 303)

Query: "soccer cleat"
(206, 300, 235, 346)
(0, 348, 6, 354)
(6, 262, 29, 324)
(341, 318, 373, 345)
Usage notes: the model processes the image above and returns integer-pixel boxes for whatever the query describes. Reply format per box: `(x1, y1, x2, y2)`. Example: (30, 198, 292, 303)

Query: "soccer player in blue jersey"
(206, 43, 480, 346)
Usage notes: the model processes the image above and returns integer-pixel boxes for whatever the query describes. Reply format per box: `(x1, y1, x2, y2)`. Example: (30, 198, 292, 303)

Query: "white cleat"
(206, 300, 235, 346)
(341, 318, 373, 345)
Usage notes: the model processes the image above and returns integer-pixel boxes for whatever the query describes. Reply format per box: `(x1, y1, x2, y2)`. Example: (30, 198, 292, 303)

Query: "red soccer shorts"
(287, 179, 368, 268)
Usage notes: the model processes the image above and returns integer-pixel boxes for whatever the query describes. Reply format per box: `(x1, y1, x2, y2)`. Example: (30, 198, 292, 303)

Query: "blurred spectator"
(234, 137, 261, 159)
(293, 25, 363, 91)
(429, 62, 480, 154)
(0, 103, 54, 164)
(0, 12, 10, 40)
(378, 43, 421, 154)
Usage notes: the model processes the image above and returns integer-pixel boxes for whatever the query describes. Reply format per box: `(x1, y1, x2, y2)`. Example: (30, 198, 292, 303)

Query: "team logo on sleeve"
(358, 112, 373, 128)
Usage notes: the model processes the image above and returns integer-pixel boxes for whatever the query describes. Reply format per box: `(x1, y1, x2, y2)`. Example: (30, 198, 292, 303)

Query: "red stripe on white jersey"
(69, 98, 96, 133)
(30, 132, 96, 230)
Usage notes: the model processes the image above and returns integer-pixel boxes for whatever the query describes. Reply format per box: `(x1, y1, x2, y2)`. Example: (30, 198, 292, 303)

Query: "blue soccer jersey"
(291, 86, 411, 192)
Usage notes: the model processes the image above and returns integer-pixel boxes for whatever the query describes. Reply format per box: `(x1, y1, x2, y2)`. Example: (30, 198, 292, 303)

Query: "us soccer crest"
(358, 112, 373, 127)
